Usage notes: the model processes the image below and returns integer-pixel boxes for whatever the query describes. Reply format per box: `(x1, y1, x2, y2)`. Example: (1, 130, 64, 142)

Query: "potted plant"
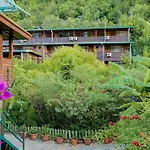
(29, 127, 38, 140)
(71, 136, 78, 145)
(83, 136, 92, 145)
(20, 124, 27, 139)
(55, 133, 64, 144)
(41, 125, 50, 142)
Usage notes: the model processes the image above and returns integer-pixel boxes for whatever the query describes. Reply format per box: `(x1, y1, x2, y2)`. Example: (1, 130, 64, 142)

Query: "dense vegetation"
(6, 46, 150, 132)
(7, 0, 150, 55)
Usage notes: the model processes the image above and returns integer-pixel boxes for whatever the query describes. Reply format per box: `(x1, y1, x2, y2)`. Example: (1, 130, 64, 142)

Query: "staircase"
(0, 110, 24, 150)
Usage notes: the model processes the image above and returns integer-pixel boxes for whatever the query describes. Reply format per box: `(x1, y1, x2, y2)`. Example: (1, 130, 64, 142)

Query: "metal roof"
(27, 26, 133, 32)
(0, 0, 30, 16)
(3, 49, 42, 56)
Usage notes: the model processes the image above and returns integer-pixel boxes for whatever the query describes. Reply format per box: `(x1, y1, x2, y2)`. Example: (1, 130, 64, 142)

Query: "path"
(4, 133, 124, 150)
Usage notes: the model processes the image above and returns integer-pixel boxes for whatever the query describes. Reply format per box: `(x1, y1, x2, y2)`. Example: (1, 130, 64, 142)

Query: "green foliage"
(41, 125, 50, 135)
(7, 46, 124, 130)
(29, 127, 38, 134)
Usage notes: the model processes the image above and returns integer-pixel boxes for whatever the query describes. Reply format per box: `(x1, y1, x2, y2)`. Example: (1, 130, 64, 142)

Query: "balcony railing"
(97, 52, 126, 62)
(2, 36, 128, 46)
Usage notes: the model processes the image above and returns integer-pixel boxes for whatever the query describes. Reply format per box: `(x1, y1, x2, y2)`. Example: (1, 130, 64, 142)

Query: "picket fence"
(6, 124, 99, 139)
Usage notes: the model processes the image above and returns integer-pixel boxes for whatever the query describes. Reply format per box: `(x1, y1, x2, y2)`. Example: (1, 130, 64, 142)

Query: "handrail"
(3, 110, 23, 132)
(0, 121, 23, 144)
(0, 135, 19, 150)
(1, 110, 25, 150)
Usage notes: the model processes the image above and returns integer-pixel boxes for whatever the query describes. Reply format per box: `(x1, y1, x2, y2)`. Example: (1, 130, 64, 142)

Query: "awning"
(0, 0, 30, 16)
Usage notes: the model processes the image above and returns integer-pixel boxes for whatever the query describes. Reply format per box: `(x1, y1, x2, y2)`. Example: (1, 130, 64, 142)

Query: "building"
(0, 12, 31, 83)
(3, 26, 134, 63)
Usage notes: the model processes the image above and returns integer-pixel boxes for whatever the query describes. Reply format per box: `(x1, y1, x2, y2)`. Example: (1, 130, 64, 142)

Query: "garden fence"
(5, 124, 100, 139)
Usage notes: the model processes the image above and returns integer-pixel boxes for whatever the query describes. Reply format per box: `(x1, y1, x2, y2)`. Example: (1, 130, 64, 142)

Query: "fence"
(5, 124, 99, 139)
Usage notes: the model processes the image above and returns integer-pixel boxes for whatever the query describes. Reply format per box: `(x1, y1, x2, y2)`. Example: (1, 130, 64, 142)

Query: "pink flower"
(0, 78, 12, 100)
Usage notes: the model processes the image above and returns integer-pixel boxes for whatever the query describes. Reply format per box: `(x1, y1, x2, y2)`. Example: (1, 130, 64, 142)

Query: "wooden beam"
(0, 14, 31, 40)
(95, 29, 97, 36)
(0, 30, 3, 81)
(9, 33, 13, 59)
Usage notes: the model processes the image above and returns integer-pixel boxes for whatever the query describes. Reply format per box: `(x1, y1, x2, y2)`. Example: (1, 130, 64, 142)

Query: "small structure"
(0, 12, 31, 82)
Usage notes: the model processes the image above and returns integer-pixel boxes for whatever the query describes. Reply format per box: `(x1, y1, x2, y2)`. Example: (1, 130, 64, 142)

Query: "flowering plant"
(93, 115, 150, 149)
(0, 79, 12, 100)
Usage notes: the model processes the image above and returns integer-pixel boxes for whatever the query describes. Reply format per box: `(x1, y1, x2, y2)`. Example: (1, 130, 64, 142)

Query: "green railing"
(0, 110, 24, 150)
(6, 124, 100, 140)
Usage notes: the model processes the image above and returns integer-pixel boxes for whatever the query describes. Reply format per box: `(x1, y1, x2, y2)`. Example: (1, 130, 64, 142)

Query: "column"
(0, 30, 3, 80)
(51, 30, 53, 43)
(95, 30, 97, 36)
(102, 44, 105, 63)
(9, 34, 13, 60)
(129, 43, 132, 64)
(128, 28, 130, 41)
(0, 30, 3, 135)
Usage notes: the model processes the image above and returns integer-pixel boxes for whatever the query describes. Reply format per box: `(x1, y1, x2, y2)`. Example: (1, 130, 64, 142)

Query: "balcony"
(97, 52, 126, 62)
(3, 35, 129, 46)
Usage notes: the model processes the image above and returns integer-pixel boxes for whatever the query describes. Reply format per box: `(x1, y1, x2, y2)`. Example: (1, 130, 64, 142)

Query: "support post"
(128, 28, 130, 42)
(95, 29, 97, 36)
(51, 30, 53, 43)
(0, 30, 3, 80)
(129, 43, 132, 64)
(9, 33, 13, 59)
(21, 52, 24, 61)
(0, 30, 3, 136)
(102, 44, 105, 63)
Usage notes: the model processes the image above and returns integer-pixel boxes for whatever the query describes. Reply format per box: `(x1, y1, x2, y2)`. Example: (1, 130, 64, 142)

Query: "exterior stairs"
(0, 110, 24, 150)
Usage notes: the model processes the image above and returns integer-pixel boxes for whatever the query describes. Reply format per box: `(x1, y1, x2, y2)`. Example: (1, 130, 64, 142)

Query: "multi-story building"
(3, 26, 134, 63)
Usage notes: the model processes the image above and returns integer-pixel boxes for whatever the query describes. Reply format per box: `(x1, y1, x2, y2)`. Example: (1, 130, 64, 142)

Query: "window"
(116, 31, 127, 36)
(111, 46, 123, 52)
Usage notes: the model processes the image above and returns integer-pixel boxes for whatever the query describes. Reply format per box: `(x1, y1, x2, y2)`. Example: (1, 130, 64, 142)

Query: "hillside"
(7, 0, 150, 55)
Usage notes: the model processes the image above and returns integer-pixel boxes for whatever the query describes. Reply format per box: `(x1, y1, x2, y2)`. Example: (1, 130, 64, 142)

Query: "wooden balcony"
(97, 52, 126, 62)
(7, 35, 128, 46)
(0, 58, 13, 83)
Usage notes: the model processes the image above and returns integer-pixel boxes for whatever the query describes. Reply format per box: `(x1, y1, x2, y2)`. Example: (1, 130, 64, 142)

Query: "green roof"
(3, 49, 42, 56)
(27, 26, 133, 32)
(0, 0, 30, 16)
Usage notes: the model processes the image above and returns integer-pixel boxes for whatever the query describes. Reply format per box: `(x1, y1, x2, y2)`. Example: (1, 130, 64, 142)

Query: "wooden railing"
(4, 35, 129, 45)
(1, 58, 13, 83)
(97, 52, 126, 62)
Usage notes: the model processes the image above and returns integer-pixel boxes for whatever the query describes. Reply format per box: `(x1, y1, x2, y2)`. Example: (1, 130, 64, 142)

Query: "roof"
(0, 0, 30, 16)
(27, 26, 133, 32)
(3, 49, 42, 56)
(0, 12, 31, 40)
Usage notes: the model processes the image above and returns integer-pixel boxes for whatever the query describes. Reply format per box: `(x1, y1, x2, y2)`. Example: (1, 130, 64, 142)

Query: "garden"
(5, 45, 150, 149)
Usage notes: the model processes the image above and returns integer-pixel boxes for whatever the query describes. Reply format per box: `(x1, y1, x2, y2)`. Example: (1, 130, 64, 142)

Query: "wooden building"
(0, 12, 31, 82)
(3, 26, 134, 63)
